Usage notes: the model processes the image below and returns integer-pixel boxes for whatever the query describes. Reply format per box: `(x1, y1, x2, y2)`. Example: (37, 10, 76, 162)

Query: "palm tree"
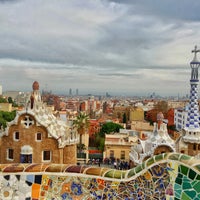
(73, 112, 90, 154)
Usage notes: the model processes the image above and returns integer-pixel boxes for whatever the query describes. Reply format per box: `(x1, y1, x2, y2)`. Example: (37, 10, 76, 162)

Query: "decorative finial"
(191, 45, 200, 62)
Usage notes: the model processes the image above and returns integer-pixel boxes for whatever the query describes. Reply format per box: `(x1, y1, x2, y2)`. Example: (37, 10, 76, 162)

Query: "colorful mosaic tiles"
(0, 153, 200, 199)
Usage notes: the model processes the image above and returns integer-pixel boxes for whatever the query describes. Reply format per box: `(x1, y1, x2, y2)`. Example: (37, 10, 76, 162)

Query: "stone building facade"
(0, 81, 79, 164)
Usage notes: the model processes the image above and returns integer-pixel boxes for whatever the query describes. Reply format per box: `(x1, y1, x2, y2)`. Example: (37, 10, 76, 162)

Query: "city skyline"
(0, 0, 200, 96)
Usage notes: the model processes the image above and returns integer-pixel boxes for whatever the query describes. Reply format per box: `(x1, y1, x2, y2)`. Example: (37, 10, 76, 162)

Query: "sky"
(0, 0, 200, 96)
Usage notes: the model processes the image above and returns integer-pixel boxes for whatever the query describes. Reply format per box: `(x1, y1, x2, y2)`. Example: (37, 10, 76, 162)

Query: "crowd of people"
(87, 157, 130, 170)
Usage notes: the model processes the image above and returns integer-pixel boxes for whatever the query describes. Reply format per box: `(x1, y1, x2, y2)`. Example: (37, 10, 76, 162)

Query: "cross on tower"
(192, 45, 200, 62)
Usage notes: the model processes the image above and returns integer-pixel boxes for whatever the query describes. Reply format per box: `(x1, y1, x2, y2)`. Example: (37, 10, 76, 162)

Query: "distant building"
(69, 88, 72, 96)
(174, 107, 188, 131)
(129, 107, 144, 121)
(104, 130, 138, 162)
(0, 103, 12, 112)
(131, 121, 153, 131)
(167, 100, 187, 109)
(3, 91, 20, 100)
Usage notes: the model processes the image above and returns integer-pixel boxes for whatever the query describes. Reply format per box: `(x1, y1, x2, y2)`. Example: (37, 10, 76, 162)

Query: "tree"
(94, 122, 123, 151)
(0, 97, 7, 103)
(99, 122, 124, 137)
(145, 109, 157, 125)
(7, 97, 18, 107)
(0, 110, 16, 129)
(8, 97, 13, 104)
(73, 112, 90, 153)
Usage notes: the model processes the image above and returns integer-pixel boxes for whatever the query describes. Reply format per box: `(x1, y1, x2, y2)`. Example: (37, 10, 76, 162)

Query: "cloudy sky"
(0, 0, 200, 96)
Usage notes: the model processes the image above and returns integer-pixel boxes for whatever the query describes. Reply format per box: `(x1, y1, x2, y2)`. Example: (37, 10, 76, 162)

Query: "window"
(7, 149, 14, 160)
(21, 115, 34, 128)
(14, 131, 19, 141)
(109, 150, 114, 158)
(36, 132, 42, 141)
(121, 151, 125, 160)
(43, 150, 51, 161)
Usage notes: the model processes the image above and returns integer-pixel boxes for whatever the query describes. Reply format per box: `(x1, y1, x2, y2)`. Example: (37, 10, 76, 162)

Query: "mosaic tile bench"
(0, 153, 200, 199)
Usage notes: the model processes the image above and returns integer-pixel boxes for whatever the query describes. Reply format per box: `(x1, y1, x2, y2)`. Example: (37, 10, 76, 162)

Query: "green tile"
(182, 182, 192, 190)
(191, 180, 198, 186)
(146, 157, 154, 166)
(141, 162, 145, 169)
(196, 174, 200, 180)
(189, 169, 197, 180)
(174, 183, 182, 190)
(175, 177, 182, 185)
(193, 181, 200, 192)
(134, 165, 143, 173)
(104, 170, 114, 178)
(180, 154, 191, 161)
(175, 189, 182, 199)
(181, 192, 192, 200)
(127, 169, 135, 177)
(113, 170, 123, 179)
(180, 165, 189, 176)
(169, 153, 180, 160)
(155, 154, 163, 162)
(163, 153, 167, 159)
(178, 173, 183, 179)
(185, 190, 196, 198)
(183, 176, 190, 182)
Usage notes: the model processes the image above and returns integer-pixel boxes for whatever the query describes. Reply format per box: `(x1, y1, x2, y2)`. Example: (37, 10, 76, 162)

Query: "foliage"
(77, 143, 86, 152)
(0, 97, 7, 103)
(99, 122, 124, 137)
(99, 137, 105, 152)
(73, 112, 90, 153)
(73, 112, 90, 135)
(0, 110, 16, 129)
(95, 133, 105, 152)
(8, 97, 13, 104)
(94, 122, 123, 151)
(7, 97, 18, 107)
(0, 96, 18, 107)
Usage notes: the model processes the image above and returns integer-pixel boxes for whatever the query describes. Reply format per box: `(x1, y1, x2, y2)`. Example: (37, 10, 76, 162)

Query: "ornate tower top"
(184, 46, 200, 144)
(32, 81, 39, 90)
(30, 81, 42, 109)
(191, 45, 200, 63)
(190, 46, 200, 80)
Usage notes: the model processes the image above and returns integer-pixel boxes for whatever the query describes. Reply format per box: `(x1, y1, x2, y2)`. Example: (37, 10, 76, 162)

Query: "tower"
(0, 85, 2, 95)
(183, 46, 200, 155)
(69, 88, 72, 96)
(30, 81, 42, 109)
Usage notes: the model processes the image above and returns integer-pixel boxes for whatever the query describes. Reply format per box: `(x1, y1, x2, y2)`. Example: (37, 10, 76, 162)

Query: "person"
(114, 161, 117, 169)
(98, 160, 100, 167)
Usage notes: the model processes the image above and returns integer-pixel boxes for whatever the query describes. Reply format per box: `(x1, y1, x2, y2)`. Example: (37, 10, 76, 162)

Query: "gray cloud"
(0, 0, 198, 96)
